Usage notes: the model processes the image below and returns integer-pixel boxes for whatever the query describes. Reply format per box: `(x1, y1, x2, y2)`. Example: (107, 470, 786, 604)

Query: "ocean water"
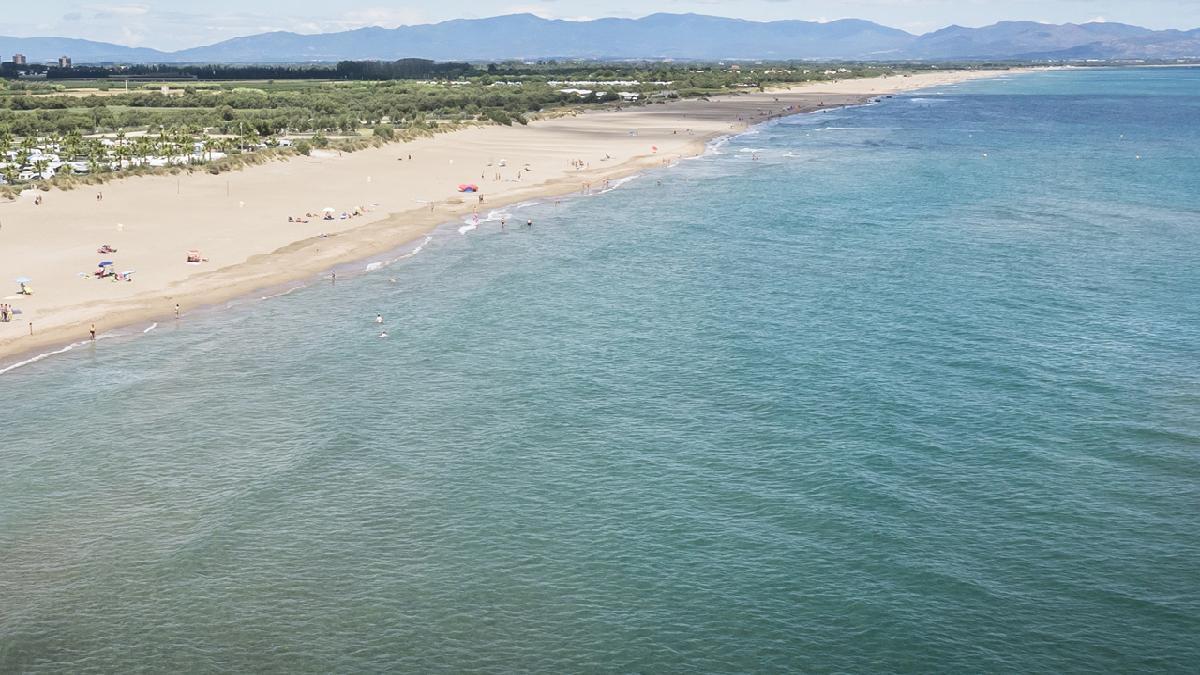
(2, 68, 1199, 672)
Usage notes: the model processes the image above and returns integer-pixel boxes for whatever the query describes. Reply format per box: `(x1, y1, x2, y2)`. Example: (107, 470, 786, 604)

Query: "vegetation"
(0, 59, 998, 196)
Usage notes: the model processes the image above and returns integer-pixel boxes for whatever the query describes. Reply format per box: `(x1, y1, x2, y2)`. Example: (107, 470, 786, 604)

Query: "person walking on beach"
(90, 324, 96, 340)
(174, 303, 180, 319)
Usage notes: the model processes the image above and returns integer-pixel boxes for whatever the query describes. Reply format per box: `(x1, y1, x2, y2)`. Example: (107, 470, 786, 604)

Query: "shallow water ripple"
(3, 68, 1200, 672)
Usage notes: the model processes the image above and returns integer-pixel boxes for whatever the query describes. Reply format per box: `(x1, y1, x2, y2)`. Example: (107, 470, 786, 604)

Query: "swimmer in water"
(379, 331, 388, 338)
(526, 219, 533, 228)
(375, 313, 383, 324)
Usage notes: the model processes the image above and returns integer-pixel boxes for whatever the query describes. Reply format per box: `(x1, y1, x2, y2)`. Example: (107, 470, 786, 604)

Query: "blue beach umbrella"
(99, 261, 114, 267)
(15, 276, 31, 284)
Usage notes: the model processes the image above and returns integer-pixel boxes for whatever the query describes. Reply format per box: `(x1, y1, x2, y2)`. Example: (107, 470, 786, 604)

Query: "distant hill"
(906, 21, 1157, 59)
(0, 36, 168, 63)
(1008, 28, 1200, 61)
(164, 14, 917, 62)
(2, 14, 1198, 64)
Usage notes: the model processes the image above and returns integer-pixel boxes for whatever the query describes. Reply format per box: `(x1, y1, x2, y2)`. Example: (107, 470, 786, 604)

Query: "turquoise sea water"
(2, 68, 1199, 672)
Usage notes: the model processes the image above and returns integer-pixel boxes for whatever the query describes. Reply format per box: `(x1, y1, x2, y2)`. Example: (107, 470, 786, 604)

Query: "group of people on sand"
(93, 266, 133, 282)
(290, 205, 371, 223)
(0, 304, 14, 322)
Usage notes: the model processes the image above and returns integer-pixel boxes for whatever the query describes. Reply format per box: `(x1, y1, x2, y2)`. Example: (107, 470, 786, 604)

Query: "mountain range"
(2, 14, 1199, 64)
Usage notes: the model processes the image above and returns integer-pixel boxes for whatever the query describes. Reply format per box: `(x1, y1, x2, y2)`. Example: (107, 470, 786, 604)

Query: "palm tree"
(63, 130, 83, 161)
(173, 127, 194, 164)
(133, 136, 155, 165)
(239, 126, 259, 153)
(114, 130, 128, 169)
(44, 133, 64, 156)
(86, 140, 111, 175)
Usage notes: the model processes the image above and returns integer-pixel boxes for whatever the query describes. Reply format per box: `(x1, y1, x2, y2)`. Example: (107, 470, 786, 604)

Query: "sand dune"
(0, 70, 1015, 363)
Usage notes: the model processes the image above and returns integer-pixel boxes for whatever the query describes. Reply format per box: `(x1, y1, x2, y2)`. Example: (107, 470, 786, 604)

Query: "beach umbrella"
(99, 261, 114, 267)
(323, 207, 336, 213)
(15, 276, 31, 284)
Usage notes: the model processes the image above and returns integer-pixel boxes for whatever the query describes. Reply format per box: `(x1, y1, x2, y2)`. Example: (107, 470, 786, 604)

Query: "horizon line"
(1, 12, 1197, 54)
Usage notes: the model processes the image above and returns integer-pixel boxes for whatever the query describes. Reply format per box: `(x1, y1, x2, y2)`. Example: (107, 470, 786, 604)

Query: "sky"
(3, 1, 1198, 51)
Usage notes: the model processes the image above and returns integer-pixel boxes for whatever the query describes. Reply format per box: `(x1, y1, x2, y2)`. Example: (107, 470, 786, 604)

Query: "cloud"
(34, 5, 435, 49)
(497, 4, 614, 21)
(329, 7, 429, 29)
(85, 3, 151, 19)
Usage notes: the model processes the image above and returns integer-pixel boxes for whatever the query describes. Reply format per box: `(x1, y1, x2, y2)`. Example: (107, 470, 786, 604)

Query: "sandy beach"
(0, 69, 1016, 365)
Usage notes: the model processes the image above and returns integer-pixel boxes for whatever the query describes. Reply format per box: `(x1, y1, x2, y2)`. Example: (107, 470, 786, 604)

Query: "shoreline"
(0, 69, 1027, 372)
